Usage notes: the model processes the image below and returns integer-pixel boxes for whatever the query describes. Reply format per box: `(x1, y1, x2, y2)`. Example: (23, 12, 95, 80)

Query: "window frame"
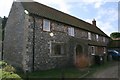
(103, 47, 106, 54)
(43, 19, 50, 31)
(49, 41, 66, 57)
(96, 34, 99, 41)
(68, 27, 75, 36)
(91, 46, 95, 55)
(88, 32, 91, 40)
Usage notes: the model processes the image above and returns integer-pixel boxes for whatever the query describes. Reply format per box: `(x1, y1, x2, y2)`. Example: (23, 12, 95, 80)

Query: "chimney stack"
(92, 19, 96, 26)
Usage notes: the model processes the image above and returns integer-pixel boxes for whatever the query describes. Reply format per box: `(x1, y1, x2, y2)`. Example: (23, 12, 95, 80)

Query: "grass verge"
(19, 67, 89, 78)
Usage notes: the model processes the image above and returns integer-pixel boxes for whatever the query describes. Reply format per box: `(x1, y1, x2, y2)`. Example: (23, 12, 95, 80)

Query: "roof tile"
(21, 2, 109, 37)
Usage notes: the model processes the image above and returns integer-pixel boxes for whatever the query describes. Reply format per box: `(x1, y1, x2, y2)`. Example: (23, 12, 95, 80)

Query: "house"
(108, 33, 120, 50)
(3, 1, 110, 72)
(108, 40, 120, 50)
(0, 17, 7, 60)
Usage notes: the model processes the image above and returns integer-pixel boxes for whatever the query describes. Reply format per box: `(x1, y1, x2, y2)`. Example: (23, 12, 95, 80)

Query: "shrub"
(3, 65, 16, 72)
(0, 61, 7, 68)
(0, 61, 22, 80)
(1, 69, 22, 80)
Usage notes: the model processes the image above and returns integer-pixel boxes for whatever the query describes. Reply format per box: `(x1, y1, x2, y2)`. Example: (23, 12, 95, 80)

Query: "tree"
(110, 32, 120, 39)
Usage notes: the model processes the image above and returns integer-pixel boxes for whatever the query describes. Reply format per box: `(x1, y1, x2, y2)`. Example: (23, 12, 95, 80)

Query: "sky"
(0, 0, 119, 36)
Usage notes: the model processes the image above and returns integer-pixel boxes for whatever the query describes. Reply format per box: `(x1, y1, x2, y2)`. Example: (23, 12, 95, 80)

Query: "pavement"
(89, 61, 120, 79)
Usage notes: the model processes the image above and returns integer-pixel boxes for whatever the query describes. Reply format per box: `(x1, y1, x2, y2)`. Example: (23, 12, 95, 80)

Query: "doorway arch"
(76, 45, 83, 56)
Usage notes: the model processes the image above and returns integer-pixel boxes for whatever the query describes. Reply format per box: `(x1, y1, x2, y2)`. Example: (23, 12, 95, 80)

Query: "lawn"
(18, 61, 118, 79)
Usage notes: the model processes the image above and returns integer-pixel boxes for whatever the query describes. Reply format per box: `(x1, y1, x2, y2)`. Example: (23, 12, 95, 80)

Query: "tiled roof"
(21, 2, 109, 37)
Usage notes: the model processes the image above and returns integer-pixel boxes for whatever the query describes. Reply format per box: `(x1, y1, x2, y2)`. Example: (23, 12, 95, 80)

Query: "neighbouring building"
(3, 1, 110, 72)
(108, 33, 120, 50)
(108, 40, 120, 50)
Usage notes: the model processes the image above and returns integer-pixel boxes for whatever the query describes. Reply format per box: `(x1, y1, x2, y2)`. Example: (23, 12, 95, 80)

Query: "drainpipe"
(32, 16, 35, 71)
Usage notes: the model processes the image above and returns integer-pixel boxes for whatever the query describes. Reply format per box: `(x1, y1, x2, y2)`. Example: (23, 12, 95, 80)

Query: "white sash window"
(43, 19, 50, 31)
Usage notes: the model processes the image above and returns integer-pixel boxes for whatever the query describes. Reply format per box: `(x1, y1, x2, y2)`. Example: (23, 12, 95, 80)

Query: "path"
(90, 61, 119, 78)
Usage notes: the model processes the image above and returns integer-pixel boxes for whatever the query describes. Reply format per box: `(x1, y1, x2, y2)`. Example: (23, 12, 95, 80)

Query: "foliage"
(0, 61, 22, 80)
(3, 65, 16, 72)
(110, 32, 120, 38)
(0, 69, 21, 80)
(0, 61, 7, 68)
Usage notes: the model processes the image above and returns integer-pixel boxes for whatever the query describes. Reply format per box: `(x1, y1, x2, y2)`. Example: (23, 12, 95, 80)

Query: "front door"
(75, 45, 83, 68)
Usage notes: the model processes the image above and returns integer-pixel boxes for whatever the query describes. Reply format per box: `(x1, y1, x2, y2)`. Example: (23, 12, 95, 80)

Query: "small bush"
(3, 65, 16, 72)
(1, 69, 22, 80)
(0, 61, 22, 80)
(0, 61, 7, 68)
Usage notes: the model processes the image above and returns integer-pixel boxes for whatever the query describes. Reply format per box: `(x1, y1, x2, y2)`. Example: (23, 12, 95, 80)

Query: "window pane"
(104, 47, 106, 53)
(91, 46, 95, 55)
(43, 19, 50, 31)
(68, 28, 71, 35)
(88, 32, 91, 40)
(68, 27, 74, 36)
(96, 34, 99, 41)
(54, 44, 61, 55)
(50, 42, 65, 56)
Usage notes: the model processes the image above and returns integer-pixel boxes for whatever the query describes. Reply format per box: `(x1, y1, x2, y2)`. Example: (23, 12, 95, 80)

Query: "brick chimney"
(92, 19, 96, 26)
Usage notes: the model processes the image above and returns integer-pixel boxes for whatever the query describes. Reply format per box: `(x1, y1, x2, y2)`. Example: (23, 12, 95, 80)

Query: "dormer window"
(68, 27, 74, 36)
(43, 19, 50, 31)
(88, 32, 91, 40)
(96, 34, 99, 41)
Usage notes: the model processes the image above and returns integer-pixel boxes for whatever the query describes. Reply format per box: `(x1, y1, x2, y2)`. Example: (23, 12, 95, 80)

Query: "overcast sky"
(0, 0, 119, 36)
